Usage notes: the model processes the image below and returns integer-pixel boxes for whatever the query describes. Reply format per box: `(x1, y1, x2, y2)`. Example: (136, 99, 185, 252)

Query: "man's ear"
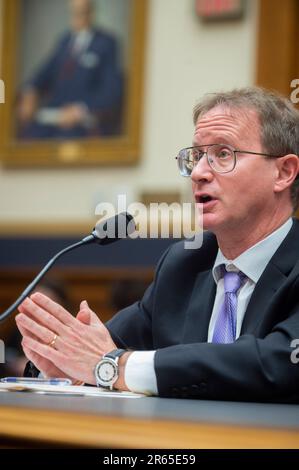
(273, 154, 299, 193)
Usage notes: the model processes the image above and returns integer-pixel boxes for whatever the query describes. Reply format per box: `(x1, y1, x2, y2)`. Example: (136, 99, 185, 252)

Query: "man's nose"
(191, 154, 214, 183)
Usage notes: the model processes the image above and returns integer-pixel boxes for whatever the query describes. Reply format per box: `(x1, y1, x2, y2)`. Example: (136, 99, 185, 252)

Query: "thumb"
(77, 300, 101, 326)
(76, 308, 90, 325)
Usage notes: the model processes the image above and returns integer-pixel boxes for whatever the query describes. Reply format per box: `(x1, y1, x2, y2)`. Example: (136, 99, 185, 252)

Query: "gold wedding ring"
(47, 333, 58, 348)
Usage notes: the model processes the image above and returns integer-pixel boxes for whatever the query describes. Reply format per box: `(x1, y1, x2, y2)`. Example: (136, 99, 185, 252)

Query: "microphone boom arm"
(0, 212, 135, 323)
(0, 234, 95, 323)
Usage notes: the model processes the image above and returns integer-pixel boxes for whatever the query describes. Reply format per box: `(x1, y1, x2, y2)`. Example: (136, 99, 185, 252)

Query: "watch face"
(98, 360, 117, 384)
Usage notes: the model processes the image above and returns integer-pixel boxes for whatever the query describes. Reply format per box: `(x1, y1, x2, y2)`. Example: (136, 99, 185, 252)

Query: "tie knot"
(221, 266, 245, 294)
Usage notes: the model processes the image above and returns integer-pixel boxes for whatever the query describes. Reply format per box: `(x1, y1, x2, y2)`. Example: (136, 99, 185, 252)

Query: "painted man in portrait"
(17, 0, 123, 139)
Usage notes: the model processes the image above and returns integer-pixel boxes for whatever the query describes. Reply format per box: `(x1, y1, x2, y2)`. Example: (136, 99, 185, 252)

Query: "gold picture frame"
(0, 0, 147, 167)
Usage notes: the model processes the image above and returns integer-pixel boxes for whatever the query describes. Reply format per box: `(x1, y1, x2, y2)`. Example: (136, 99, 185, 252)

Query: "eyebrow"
(191, 138, 235, 147)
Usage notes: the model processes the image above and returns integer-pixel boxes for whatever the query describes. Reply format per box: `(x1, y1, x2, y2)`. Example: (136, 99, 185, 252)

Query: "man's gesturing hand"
(16, 292, 117, 385)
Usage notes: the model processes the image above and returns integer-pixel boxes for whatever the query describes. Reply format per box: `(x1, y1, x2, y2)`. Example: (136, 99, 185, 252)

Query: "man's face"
(69, 0, 93, 31)
(192, 105, 278, 234)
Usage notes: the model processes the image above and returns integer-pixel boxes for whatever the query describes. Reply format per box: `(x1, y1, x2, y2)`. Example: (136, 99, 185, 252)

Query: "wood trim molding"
(0, 405, 298, 449)
(0, 215, 202, 237)
(0, 220, 96, 236)
(256, 0, 298, 96)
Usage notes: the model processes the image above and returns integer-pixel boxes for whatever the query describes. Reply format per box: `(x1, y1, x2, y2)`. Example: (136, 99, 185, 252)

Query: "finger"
(80, 300, 88, 310)
(76, 301, 113, 353)
(16, 313, 57, 345)
(18, 306, 98, 358)
(23, 321, 84, 360)
(30, 292, 77, 327)
(23, 346, 45, 370)
(22, 336, 93, 383)
(18, 302, 39, 321)
(22, 336, 65, 367)
(79, 300, 102, 327)
(19, 297, 70, 335)
(16, 317, 41, 343)
(22, 345, 51, 376)
(76, 304, 91, 325)
(18, 315, 82, 359)
(23, 346, 76, 382)
(22, 344, 38, 363)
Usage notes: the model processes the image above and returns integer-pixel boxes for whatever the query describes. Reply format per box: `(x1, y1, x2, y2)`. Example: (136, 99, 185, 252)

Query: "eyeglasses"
(176, 143, 282, 176)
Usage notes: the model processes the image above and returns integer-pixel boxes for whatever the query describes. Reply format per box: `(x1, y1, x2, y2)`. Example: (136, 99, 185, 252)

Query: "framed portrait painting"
(0, 0, 147, 167)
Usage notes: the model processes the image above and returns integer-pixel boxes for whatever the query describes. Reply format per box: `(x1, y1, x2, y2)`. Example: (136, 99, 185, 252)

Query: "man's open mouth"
(196, 194, 215, 203)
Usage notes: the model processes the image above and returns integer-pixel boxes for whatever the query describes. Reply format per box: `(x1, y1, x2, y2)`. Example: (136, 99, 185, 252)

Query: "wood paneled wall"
(0, 267, 153, 343)
(256, 0, 299, 97)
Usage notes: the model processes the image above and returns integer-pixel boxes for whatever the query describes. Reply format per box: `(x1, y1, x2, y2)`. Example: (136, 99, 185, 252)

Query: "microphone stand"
(0, 234, 95, 323)
(0, 212, 134, 323)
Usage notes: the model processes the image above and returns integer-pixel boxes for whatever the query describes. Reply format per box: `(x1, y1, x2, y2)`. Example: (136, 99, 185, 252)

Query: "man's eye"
(184, 159, 193, 169)
(217, 149, 231, 159)
(192, 151, 204, 161)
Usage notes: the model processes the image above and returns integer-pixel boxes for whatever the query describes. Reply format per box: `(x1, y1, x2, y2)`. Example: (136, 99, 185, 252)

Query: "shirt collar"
(212, 218, 293, 284)
(72, 29, 93, 54)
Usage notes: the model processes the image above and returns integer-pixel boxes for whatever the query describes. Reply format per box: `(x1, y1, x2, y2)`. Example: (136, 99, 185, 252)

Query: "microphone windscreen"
(92, 212, 135, 245)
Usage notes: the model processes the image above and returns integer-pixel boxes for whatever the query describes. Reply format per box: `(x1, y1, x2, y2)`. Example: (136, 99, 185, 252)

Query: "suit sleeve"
(26, 34, 69, 93)
(107, 235, 299, 403)
(154, 306, 299, 402)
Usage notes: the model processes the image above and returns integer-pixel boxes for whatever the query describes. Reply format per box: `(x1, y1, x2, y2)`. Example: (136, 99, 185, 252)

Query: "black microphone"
(0, 212, 135, 322)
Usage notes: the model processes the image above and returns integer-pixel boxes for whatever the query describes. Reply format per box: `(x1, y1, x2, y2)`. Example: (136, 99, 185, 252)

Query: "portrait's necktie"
(59, 38, 78, 80)
(212, 266, 246, 344)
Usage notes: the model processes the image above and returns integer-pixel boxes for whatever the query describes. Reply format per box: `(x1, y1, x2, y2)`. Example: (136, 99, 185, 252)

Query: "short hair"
(193, 86, 299, 212)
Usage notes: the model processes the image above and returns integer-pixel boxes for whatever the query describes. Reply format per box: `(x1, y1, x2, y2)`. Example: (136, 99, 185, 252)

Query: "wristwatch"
(94, 349, 127, 390)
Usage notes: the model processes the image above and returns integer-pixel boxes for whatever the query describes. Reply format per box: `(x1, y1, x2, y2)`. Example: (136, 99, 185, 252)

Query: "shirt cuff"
(124, 351, 158, 396)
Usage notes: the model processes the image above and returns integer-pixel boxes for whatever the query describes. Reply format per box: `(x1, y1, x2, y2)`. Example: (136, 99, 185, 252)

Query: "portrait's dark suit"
(106, 219, 299, 403)
(21, 28, 123, 138)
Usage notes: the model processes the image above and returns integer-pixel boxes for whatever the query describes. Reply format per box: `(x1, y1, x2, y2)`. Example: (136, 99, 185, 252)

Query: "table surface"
(0, 392, 299, 448)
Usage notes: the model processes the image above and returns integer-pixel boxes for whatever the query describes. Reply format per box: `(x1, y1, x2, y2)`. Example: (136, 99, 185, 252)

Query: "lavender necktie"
(212, 266, 246, 344)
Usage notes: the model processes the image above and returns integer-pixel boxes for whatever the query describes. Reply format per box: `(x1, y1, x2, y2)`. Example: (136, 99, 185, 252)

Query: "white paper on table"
(0, 382, 145, 398)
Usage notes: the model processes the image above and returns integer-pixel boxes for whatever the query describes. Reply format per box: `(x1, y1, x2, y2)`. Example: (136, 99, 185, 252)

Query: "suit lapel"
(183, 270, 217, 343)
(181, 219, 299, 341)
(241, 218, 299, 334)
(182, 232, 218, 343)
(240, 264, 287, 334)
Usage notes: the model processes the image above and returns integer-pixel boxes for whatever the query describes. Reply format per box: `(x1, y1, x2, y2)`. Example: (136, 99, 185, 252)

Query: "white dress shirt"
(125, 218, 293, 395)
(71, 29, 94, 56)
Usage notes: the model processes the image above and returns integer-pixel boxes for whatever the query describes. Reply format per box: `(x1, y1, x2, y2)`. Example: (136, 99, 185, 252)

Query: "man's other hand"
(16, 293, 117, 385)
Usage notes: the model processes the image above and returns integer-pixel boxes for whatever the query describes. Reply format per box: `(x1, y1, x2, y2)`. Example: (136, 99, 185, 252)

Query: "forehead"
(70, 0, 91, 12)
(193, 105, 260, 145)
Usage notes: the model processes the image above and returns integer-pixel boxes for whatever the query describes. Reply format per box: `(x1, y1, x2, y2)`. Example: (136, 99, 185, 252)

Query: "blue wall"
(0, 237, 178, 268)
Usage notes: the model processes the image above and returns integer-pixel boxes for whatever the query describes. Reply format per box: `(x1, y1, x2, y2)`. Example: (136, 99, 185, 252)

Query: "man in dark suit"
(18, 0, 123, 138)
(17, 87, 299, 402)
